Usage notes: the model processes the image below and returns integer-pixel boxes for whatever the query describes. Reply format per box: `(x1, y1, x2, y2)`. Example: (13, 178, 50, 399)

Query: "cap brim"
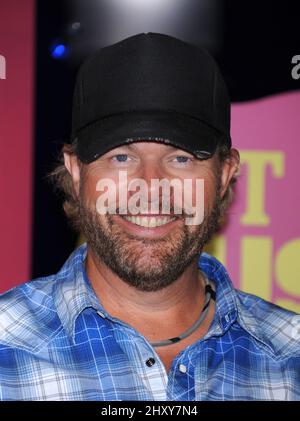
(75, 111, 228, 163)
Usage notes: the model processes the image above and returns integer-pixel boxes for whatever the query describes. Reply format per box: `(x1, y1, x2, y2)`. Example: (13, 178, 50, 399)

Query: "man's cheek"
(99, 214, 113, 230)
(182, 178, 205, 226)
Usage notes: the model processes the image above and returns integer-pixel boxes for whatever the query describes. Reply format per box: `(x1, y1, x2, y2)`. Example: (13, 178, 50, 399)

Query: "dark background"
(32, 0, 300, 277)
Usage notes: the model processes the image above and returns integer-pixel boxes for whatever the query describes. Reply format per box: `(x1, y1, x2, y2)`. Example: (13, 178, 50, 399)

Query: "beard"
(76, 182, 222, 292)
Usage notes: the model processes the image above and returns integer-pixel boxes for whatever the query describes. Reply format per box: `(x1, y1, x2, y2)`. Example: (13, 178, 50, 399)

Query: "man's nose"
(127, 159, 166, 207)
(139, 160, 164, 183)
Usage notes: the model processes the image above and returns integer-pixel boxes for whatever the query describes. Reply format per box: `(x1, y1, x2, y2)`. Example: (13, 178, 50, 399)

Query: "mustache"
(94, 193, 202, 220)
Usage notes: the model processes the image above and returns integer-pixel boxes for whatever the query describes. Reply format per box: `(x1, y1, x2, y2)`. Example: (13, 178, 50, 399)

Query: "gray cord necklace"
(150, 275, 216, 348)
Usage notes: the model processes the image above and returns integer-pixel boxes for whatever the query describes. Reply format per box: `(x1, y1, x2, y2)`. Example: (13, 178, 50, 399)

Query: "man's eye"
(174, 156, 192, 163)
(112, 154, 130, 162)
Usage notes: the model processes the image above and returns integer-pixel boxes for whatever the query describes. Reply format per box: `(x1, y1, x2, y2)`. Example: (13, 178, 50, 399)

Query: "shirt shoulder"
(199, 253, 300, 361)
(235, 289, 300, 360)
(0, 275, 63, 352)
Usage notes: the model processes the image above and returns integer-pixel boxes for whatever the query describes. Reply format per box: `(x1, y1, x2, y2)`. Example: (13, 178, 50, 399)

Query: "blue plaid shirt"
(0, 243, 299, 401)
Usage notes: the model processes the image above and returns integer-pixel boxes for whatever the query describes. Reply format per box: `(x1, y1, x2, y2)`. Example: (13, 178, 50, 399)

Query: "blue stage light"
(51, 44, 67, 59)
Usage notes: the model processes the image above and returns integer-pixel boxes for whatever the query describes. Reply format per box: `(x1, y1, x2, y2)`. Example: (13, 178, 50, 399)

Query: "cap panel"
(71, 33, 231, 160)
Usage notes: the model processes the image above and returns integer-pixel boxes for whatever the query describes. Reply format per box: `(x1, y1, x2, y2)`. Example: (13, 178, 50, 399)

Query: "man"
(0, 33, 299, 401)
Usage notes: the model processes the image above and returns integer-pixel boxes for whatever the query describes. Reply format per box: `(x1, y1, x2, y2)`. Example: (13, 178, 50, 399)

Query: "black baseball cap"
(71, 33, 231, 163)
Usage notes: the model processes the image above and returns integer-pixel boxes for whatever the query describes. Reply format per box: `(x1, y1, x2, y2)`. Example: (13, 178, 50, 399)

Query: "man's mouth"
(120, 215, 177, 228)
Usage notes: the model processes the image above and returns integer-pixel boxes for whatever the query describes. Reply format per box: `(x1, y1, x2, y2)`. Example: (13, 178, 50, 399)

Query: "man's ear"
(64, 151, 82, 197)
(220, 149, 240, 199)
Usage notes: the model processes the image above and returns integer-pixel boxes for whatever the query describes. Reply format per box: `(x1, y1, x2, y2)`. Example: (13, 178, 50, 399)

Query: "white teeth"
(140, 217, 150, 228)
(122, 215, 176, 228)
(148, 217, 156, 228)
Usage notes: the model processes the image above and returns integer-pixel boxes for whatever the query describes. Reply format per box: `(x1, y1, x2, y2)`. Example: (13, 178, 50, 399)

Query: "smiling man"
(0, 33, 299, 401)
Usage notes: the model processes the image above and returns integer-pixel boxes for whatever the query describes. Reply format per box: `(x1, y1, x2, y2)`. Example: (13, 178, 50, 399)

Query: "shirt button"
(179, 364, 187, 373)
(97, 310, 106, 318)
(145, 358, 156, 367)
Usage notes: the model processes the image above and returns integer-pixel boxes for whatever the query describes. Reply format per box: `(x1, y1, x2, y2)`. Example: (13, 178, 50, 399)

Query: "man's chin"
(79, 204, 218, 291)
(115, 267, 179, 293)
(126, 256, 165, 275)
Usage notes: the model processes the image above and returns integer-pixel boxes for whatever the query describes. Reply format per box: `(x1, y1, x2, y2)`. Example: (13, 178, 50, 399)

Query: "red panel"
(0, 0, 35, 292)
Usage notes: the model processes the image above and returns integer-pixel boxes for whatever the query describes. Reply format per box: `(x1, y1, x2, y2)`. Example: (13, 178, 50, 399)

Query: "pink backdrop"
(0, 0, 35, 290)
(210, 91, 300, 313)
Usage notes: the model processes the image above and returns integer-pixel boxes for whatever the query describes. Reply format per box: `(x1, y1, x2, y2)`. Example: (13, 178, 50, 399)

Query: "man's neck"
(85, 245, 207, 344)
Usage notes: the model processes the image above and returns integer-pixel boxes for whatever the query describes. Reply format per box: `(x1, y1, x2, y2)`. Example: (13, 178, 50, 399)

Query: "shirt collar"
(53, 243, 103, 343)
(199, 253, 288, 355)
(198, 253, 239, 337)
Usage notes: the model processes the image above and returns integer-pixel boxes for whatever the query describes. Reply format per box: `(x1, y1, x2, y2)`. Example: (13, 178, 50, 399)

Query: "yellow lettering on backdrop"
(240, 151, 285, 226)
(240, 236, 300, 312)
(275, 238, 300, 312)
(204, 235, 226, 266)
(240, 236, 272, 300)
(275, 299, 300, 314)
